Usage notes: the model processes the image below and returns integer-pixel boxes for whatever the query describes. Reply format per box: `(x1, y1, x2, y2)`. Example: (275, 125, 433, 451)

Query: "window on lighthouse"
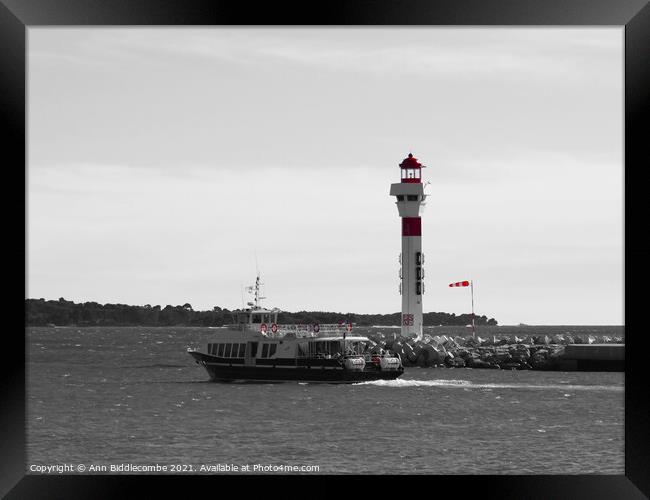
(402, 169, 420, 180)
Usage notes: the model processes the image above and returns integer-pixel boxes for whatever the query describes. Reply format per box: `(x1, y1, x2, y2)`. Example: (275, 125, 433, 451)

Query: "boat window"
(297, 343, 307, 357)
(407, 195, 418, 201)
(269, 344, 277, 357)
(218, 344, 225, 357)
(261, 343, 269, 358)
(238, 344, 246, 357)
(224, 343, 232, 357)
(207, 343, 213, 355)
(396, 195, 404, 201)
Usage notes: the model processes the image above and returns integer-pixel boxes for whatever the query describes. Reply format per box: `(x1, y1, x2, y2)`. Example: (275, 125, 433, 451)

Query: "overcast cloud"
(27, 28, 623, 325)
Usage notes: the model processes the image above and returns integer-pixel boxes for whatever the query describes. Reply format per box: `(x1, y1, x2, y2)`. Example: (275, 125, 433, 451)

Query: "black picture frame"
(4, 0, 648, 498)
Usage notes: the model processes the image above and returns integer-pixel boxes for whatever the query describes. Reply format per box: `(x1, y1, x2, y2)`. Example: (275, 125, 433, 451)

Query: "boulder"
(402, 342, 419, 364)
(500, 361, 526, 370)
(466, 358, 492, 369)
(549, 346, 566, 358)
(422, 344, 444, 366)
(453, 336, 467, 347)
(464, 337, 478, 348)
(530, 356, 552, 369)
(415, 350, 428, 367)
(445, 356, 465, 368)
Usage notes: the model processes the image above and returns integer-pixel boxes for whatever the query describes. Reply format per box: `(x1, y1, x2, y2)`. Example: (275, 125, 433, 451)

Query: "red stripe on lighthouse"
(402, 217, 421, 236)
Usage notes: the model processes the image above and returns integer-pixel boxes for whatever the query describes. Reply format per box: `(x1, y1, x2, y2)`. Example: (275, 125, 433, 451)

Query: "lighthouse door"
(245, 342, 258, 366)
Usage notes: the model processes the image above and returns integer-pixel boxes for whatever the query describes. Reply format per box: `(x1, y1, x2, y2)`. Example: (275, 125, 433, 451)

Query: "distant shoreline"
(25, 298, 624, 329)
(25, 298, 498, 328)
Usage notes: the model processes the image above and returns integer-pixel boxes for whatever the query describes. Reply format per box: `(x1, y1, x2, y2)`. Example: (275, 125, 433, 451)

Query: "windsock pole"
(449, 280, 475, 338)
(470, 280, 475, 338)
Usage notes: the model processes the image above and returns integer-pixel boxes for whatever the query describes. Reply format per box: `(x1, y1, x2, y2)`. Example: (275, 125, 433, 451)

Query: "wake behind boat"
(187, 274, 404, 383)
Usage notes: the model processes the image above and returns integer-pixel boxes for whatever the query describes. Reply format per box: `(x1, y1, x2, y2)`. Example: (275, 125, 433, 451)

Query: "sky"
(27, 28, 624, 325)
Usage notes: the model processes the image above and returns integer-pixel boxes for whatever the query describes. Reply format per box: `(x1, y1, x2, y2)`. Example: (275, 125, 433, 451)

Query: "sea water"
(26, 326, 624, 474)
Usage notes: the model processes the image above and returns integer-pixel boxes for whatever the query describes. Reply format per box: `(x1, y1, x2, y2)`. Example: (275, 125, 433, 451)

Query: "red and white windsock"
(390, 153, 428, 339)
(449, 279, 476, 337)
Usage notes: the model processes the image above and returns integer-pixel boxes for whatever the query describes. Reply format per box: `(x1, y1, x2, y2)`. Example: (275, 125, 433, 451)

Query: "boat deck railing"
(240, 323, 354, 339)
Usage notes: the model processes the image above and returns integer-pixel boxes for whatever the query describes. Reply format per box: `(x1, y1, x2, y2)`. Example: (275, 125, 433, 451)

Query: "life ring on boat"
(271, 323, 278, 334)
(260, 323, 268, 333)
(313, 323, 320, 333)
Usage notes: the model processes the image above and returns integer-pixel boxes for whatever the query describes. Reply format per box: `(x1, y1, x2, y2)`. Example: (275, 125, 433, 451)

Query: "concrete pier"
(557, 344, 624, 371)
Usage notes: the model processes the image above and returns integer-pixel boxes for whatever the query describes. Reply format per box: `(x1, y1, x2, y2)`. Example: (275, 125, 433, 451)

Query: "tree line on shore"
(25, 298, 498, 327)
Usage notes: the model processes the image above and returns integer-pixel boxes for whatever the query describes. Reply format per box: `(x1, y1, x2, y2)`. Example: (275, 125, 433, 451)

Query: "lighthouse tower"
(390, 153, 427, 338)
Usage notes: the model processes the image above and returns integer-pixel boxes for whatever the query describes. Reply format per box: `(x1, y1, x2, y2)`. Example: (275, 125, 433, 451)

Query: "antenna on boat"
(245, 271, 265, 310)
(252, 251, 266, 309)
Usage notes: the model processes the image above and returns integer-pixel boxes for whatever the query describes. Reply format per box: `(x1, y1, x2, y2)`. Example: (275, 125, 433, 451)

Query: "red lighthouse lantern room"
(399, 153, 424, 183)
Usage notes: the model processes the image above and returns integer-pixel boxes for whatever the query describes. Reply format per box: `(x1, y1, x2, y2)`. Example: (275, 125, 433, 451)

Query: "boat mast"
(249, 272, 265, 310)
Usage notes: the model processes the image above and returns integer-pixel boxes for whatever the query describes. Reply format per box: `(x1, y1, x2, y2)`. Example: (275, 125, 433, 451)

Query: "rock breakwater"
(366, 333, 624, 370)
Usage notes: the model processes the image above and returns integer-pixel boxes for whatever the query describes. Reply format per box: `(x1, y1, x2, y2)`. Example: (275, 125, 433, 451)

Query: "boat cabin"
(231, 307, 279, 330)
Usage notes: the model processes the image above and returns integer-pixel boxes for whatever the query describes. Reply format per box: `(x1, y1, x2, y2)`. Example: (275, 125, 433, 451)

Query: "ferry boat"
(187, 275, 404, 383)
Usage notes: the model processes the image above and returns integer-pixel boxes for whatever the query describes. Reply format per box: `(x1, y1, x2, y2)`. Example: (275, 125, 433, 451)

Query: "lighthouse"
(390, 153, 427, 339)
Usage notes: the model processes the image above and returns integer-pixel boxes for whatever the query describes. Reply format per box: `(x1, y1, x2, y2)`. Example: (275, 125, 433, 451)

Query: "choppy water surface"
(27, 326, 624, 474)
